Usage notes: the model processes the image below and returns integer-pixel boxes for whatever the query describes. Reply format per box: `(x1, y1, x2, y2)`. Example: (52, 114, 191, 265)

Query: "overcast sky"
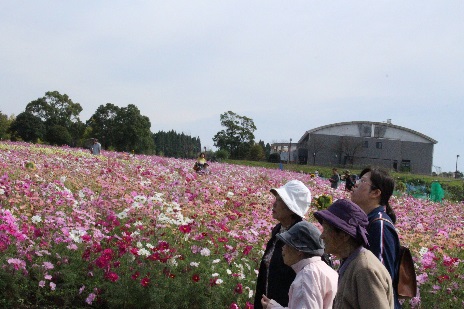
(1, 1, 463, 173)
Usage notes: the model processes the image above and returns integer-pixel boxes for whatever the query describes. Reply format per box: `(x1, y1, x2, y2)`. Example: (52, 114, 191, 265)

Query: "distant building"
(297, 120, 437, 174)
(270, 142, 298, 163)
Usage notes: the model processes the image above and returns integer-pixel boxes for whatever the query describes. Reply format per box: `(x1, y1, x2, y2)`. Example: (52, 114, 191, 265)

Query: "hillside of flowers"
(0, 142, 463, 308)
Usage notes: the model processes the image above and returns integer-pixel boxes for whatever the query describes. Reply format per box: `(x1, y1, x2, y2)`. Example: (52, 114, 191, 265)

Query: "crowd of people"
(255, 167, 404, 309)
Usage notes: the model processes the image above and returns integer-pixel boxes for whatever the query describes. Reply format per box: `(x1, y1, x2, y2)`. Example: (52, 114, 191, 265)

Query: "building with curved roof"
(297, 120, 437, 174)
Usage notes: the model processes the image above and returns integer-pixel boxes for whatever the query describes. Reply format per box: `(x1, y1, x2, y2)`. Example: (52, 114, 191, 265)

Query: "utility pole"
(456, 155, 460, 178)
(288, 138, 292, 164)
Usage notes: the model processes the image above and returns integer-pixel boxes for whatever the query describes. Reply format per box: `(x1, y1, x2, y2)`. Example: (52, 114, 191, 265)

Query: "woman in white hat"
(254, 180, 313, 309)
(260, 221, 338, 309)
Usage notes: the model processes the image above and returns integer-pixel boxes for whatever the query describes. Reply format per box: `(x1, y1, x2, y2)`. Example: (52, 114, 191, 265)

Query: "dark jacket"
(367, 206, 401, 309)
(254, 219, 302, 309)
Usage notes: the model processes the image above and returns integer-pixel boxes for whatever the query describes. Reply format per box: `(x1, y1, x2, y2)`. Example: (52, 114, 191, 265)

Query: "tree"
(248, 143, 265, 161)
(46, 125, 72, 146)
(113, 104, 155, 154)
(25, 91, 83, 144)
(9, 112, 46, 142)
(0, 112, 14, 140)
(86, 103, 121, 149)
(213, 111, 257, 159)
(338, 136, 364, 166)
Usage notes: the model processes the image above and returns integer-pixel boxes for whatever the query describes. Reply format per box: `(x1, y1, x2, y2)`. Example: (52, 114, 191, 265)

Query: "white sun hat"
(270, 180, 312, 218)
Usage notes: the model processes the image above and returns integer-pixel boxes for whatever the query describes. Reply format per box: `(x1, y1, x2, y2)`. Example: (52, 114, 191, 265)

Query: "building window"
(363, 141, 369, 148)
(376, 142, 382, 149)
(400, 160, 411, 172)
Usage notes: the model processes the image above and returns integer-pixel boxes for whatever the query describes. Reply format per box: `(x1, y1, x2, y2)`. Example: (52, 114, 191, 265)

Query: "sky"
(1, 1, 463, 173)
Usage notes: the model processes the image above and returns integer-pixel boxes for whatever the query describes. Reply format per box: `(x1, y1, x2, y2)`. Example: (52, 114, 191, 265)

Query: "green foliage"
(153, 130, 201, 158)
(9, 112, 46, 142)
(46, 125, 72, 146)
(395, 181, 407, 192)
(0, 111, 13, 140)
(312, 195, 333, 210)
(213, 111, 256, 159)
(268, 153, 280, 163)
(247, 143, 265, 161)
(215, 149, 229, 160)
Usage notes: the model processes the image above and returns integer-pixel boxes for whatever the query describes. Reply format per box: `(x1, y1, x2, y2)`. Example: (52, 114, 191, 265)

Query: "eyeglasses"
(356, 178, 370, 185)
(356, 178, 378, 190)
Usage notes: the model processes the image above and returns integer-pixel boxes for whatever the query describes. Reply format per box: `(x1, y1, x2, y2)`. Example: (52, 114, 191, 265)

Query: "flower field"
(0, 142, 463, 308)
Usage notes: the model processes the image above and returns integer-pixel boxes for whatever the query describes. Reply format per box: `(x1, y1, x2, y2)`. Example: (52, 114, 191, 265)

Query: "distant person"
(90, 138, 101, 155)
(329, 168, 340, 189)
(260, 221, 338, 309)
(343, 170, 355, 191)
(193, 152, 209, 173)
(254, 180, 312, 309)
(314, 199, 394, 309)
(350, 167, 401, 309)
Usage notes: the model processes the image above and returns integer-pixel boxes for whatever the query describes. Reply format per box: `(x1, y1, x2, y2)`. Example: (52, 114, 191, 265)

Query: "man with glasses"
(351, 167, 401, 309)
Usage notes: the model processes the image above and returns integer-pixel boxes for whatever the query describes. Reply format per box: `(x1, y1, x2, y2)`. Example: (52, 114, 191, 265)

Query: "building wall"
(299, 123, 435, 174)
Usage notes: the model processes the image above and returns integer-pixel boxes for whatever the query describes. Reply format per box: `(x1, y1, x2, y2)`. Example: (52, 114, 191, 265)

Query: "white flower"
(137, 248, 151, 257)
(0, 188, 5, 195)
(200, 248, 211, 256)
(167, 257, 178, 266)
(134, 195, 147, 203)
(31, 215, 42, 223)
(227, 192, 234, 197)
(136, 242, 143, 248)
(212, 259, 221, 264)
(117, 211, 128, 219)
(130, 231, 140, 237)
(190, 262, 200, 267)
(146, 243, 154, 249)
(419, 247, 428, 257)
(216, 279, 223, 285)
(226, 269, 232, 275)
(212, 273, 219, 277)
(60, 176, 66, 183)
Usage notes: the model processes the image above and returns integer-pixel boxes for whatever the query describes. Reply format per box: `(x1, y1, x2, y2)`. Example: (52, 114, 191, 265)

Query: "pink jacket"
(267, 256, 338, 309)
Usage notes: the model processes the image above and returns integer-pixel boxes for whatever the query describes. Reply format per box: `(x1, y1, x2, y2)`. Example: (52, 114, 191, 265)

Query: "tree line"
(0, 92, 272, 160)
(0, 91, 199, 156)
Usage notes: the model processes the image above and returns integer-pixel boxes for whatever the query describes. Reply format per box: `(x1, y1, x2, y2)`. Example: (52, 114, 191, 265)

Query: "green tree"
(46, 125, 72, 146)
(9, 112, 46, 142)
(86, 103, 121, 149)
(25, 91, 83, 144)
(212, 111, 257, 159)
(113, 104, 155, 154)
(248, 143, 265, 161)
(0, 112, 14, 140)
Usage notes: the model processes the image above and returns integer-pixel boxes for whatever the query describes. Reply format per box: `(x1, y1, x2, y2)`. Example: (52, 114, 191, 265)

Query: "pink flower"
(43, 261, 54, 270)
(141, 276, 150, 287)
(234, 283, 243, 294)
(229, 303, 240, 309)
(179, 224, 191, 233)
(50, 282, 56, 290)
(39, 280, 45, 288)
(105, 272, 119, 282)
(86, 293, 96, 305)
(7, 258, 26, 270)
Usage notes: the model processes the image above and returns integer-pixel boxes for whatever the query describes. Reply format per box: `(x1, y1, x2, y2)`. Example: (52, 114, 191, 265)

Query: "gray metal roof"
(298, 121, 437, 144)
